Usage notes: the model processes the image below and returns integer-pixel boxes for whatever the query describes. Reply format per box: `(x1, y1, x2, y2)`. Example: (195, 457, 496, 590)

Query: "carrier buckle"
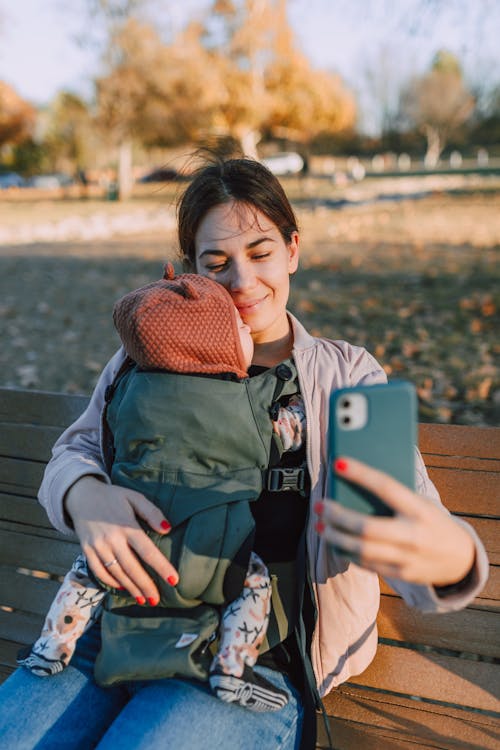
(266, 467, 305, 494)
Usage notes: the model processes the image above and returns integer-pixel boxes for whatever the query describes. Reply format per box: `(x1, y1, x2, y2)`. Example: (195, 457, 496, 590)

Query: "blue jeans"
(0, 623, 303, 749)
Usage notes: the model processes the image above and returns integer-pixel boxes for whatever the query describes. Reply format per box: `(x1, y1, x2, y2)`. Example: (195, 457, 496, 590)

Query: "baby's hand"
(272, 395, 305, 452)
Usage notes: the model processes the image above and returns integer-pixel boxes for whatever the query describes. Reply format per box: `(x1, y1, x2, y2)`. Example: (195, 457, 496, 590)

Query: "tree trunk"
(423, 125, 442, 169)
(239, 128, 261, 159)
(118, 139, 133, 200)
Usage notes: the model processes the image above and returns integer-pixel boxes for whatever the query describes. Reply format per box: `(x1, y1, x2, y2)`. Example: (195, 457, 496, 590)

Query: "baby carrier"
(94, 360, 304, 686)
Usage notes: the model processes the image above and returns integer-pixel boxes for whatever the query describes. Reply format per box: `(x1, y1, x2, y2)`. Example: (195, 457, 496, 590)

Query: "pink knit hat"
(113, 264, 248, 378)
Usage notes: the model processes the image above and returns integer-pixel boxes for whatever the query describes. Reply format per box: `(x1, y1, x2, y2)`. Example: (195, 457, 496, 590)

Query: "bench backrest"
(0, 387, 498, 747)
(0, 388, 87, 682)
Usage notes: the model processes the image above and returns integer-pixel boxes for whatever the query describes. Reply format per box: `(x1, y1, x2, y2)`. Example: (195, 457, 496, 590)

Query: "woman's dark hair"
(177, 157, 299, 270)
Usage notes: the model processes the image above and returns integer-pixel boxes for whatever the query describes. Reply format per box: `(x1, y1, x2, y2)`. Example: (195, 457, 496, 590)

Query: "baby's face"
(235, 309, 254, 370)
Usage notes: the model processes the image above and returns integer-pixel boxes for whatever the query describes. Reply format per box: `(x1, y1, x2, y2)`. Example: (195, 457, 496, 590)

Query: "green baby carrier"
(94, 360, 303, 686)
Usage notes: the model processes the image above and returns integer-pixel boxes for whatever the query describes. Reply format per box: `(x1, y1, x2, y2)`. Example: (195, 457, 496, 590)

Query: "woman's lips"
(235, 296, 267, 314)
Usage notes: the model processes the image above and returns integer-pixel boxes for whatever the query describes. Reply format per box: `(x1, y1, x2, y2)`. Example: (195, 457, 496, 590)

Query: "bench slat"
(477, 566, 500, 608)
(422, 453, 500, 472)
(0, 608, 47, 647)
(425, 466, 499, 516)
(0, 518, 75, 543)
(0, 423, 65, 463)
(377, 595, 499, 656)
(0, 389, 88, 427)
(0, 569, 61, 617)
(348, 643, 499, 712)
(0, 638, 24, 672)
(463, 516, 499, 564)
(0, 492, 53, 528)
(380, 566, 499, 610)
(0, 457, 45, 496)
(419, 423, 500, 460)
(321, 685, 500, 750)
(0, 527, 79, 574)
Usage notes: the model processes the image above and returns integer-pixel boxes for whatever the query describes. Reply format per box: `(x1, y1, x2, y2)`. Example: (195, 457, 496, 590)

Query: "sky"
(1, 0, 499, 133)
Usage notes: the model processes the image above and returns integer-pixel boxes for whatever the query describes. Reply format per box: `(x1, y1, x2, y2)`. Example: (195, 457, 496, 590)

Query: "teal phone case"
(329, 381, 417, 517)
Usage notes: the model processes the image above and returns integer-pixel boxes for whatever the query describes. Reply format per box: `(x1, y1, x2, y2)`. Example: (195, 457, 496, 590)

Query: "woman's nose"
(228, 261, 257, 292)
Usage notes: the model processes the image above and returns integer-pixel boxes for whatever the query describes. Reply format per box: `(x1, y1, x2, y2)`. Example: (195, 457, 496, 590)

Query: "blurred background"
(0, 0, 498, 425)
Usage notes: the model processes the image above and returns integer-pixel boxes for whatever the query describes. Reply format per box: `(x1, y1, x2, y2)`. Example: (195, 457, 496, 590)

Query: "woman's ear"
(288, 231, 300, 274)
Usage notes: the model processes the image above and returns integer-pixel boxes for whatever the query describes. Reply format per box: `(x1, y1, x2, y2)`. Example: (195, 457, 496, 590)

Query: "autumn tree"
(77, 0, 220, 197)
(141, 21, 222, 148)
(95, 18, 163, 198)
(81, 0, 356, 192)
(96, 16, 221, 197)
(402, 50, 475, 167)
(78, 0, 161, 198)
(198, 0, 278, 157)
(202, 0, 356, 156)
(42, 92, 95, 173)
(18, 0, 355, 167)
(0, 81, 36, 152)
(263, 2, 356, 148)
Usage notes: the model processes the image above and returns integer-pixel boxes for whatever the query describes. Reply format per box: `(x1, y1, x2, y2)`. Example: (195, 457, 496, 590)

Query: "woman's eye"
(252, 252, 271, 261)
(206, 262, 227, 272)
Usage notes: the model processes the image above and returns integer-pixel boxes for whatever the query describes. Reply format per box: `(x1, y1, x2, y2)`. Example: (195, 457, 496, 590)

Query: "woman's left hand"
(314, 456, 475, 587)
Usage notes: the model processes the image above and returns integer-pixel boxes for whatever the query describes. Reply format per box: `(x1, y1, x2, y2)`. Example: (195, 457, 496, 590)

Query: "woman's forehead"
(196, 201, 276, 245)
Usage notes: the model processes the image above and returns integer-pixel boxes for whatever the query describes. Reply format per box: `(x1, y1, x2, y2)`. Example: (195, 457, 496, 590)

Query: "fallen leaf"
(470, 318, 483, 333)
(481, 300, 496, 317)
(298, 299, 316, 313)
(478, 377, 493, 400)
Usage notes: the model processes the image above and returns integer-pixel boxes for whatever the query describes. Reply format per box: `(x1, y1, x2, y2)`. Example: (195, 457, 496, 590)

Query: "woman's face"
(194, 201, 299, 345)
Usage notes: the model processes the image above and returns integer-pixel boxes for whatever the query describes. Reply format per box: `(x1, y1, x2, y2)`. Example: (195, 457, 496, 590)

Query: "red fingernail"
(148, 597, 159, 607)
(313, 501, 324, 515)
(315, 521, 325, 534)
(117, 586, 126, 591)
(167, 575, 177, 586)
(136, 596, 146, 605)
(160, 521, 171, 531)
(334, 458, 348, 473)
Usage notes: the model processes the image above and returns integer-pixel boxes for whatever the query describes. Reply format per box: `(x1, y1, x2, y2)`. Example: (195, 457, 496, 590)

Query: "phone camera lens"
(342, 416, 351, 425)
(342, 399, 351, 408)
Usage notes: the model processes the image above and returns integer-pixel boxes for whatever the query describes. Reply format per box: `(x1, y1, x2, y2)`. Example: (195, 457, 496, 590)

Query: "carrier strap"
(296, 520, 333, 750)
(101, 355, 135, 474)
(268, 362, 297, 414)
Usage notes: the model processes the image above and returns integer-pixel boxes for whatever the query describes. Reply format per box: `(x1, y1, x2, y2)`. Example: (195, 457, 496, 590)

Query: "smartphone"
(328, 381, 417, 517)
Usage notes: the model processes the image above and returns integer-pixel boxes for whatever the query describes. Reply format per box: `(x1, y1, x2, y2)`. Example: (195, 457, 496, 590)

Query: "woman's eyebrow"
(199, 237, 275, 258)
(198, 248, 226, 258)
(247, 237, 275, 249)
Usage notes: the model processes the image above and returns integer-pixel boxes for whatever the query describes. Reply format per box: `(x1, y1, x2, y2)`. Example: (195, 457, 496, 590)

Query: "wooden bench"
(0, 387, 498, 748)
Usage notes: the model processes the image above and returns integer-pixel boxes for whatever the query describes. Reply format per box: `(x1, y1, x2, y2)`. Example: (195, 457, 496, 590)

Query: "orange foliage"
(0, 81, 36, 147)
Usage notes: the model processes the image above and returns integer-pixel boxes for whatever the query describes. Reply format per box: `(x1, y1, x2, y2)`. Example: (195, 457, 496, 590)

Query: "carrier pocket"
(94, 601, 219, 687)
(259, 563, 299, 655)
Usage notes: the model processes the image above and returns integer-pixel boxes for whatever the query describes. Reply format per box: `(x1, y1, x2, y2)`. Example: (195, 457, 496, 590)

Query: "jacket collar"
(288, 311, 317, 353)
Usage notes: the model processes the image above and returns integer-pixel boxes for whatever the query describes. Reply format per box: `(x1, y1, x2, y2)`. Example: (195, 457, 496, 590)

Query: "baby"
(19, 265, 305, 713)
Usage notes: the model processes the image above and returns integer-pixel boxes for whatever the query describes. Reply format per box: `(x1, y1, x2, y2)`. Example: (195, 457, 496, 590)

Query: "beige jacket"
(38, 313, 489, 697)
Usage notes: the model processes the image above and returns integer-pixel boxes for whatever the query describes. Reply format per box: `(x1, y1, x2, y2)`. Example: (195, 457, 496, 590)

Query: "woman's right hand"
(64, 476, 178, 605)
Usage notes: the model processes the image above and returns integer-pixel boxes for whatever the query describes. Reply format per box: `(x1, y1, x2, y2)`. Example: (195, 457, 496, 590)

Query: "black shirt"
(247, 364, 320, 749)
(248, 365, 311, 687)
(248, 363, 308, 566)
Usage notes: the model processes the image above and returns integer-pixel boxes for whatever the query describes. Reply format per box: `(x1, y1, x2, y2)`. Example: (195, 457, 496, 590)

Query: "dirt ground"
(0, 188, 498, 426)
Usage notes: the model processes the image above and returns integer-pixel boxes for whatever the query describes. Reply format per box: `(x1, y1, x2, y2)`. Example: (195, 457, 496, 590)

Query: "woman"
(0, 157, 488, 750)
